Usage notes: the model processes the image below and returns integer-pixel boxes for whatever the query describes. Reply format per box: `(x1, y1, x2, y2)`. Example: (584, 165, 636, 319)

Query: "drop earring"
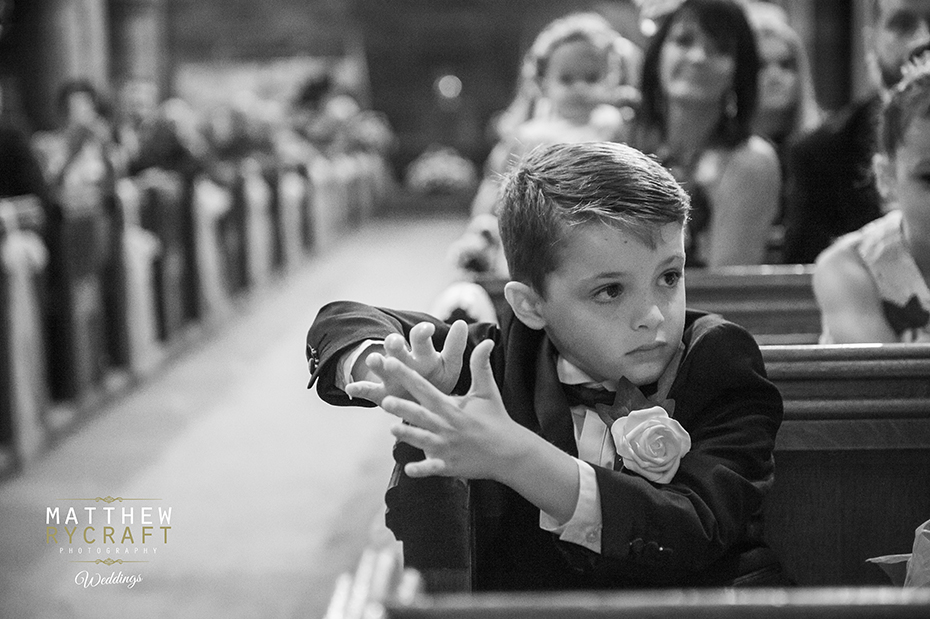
(724, 90, 738, 119)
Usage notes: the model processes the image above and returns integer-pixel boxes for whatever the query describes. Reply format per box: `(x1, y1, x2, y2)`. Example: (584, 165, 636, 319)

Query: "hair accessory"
(899, 49, 930, 86)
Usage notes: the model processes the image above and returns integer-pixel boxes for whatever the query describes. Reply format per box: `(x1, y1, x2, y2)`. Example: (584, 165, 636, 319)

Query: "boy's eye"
(660, 270, 683, 287)
(593, 283, 623, 302)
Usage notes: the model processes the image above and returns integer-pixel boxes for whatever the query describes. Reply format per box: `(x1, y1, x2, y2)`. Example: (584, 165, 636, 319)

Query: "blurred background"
(0, 0, 873, 177)
(0, 1, 892, 618)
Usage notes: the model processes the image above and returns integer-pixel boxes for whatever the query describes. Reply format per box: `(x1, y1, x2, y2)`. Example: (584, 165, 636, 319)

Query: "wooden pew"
(383, 588, 930, 619)
(475, 264, 819, 345)
(324, 546, 930, 619)
(380, 343, 930, 592)
(761, 343, 930, 586)
(686, 265, 818, 345)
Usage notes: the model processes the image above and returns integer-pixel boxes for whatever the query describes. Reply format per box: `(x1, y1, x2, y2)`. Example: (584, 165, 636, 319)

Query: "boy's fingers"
(380, 356, 448, 411)
(391, 422, 441, 452)
(382, 396, 446, 431)
(467, 339, 497, 397)
(365, 351, 386, 373)
(409, 322, 437, 358)
(441, 320, 468, 365)
(345, 380, 386, 404)
(383, 333, 412, 362)
(405, 458, 447, 478)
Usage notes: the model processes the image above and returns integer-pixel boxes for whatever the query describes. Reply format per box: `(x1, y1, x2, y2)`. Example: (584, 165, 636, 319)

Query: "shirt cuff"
(338, 339, 383, 390)
(539, 459, 603, 553)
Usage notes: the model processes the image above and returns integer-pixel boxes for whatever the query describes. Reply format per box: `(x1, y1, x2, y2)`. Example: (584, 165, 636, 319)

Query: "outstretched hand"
(346, 320, 468, 406)
(371, 339, 526, 480)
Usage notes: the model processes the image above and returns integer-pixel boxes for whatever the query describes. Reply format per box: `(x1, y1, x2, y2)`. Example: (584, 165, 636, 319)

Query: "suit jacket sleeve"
(587, 319, 782, 583)
(306, 300, 499, 406)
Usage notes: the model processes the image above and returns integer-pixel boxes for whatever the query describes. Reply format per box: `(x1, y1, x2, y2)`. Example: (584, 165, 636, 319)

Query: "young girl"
(469, 12, 641, 217)
(437, 13, 641, 324)
(634, 0, 781, 268)
(813, 53, 930, 344)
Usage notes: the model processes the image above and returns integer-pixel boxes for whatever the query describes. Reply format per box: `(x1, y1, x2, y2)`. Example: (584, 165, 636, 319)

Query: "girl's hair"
(494, 12, 641, 139)
(879, 51, 930, 156)
(639, 0, 759, 148)
(56, 79, 101, 119)
(747, 2, 821, 139)
(498, 142, 690, 296)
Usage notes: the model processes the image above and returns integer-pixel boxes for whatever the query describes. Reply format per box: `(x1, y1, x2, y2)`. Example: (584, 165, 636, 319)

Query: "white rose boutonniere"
(610, 405, 691, 484)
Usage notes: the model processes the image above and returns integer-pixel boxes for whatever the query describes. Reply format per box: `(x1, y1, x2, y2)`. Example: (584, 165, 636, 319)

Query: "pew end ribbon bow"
(596, 378, 690, 484)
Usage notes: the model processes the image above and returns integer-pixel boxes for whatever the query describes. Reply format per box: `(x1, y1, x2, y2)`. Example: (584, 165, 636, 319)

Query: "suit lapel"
(533, 335, 578, 457)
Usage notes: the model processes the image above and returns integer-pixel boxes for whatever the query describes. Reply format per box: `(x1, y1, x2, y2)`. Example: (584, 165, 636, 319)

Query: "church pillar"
(20, 0, 111, 129)
(107, 0, 166, 93)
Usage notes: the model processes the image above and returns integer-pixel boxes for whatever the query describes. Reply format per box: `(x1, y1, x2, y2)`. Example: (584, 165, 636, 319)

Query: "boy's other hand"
(345, 320, 468, 405)
(375, 339, 526, 480)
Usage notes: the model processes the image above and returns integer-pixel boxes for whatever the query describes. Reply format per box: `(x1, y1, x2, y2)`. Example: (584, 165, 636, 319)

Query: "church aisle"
(0, 212, 469, 619)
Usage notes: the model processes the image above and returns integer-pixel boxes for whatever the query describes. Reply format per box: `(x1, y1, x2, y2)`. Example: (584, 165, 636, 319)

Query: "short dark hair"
(56, 79, 99, 119)
(639, 0, 759, 148)
(498, 142, 690, 296)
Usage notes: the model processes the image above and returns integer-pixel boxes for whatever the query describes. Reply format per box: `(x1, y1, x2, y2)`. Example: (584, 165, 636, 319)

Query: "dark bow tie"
(562, 383, 616, 409)
(562, 378, 672, 428)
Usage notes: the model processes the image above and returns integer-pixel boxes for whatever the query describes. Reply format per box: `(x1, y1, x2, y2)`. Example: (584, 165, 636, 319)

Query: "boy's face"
(535, 222, 686, 386)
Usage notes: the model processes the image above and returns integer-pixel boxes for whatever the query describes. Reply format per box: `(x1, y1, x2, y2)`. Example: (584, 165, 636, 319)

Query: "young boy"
(307, 142, 785, 589)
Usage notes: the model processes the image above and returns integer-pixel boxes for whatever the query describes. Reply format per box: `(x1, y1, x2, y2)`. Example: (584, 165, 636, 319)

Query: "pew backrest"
(686, 265, 818, 344)
(383, 587, 930, 619)
(761, 343, 930, 586)
(475, 265, 819, 344)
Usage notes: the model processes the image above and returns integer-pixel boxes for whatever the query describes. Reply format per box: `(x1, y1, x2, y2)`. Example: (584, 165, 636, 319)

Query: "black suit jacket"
(307, 302, 783, 589)
(782, 95, 883, 264)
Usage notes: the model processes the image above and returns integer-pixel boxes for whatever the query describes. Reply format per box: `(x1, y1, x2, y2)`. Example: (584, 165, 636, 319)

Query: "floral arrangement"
(611, 406, 691, 484)
(593, 377, 689, 484)
(404, 145, 477, 195)
(446, 214, 508, 278)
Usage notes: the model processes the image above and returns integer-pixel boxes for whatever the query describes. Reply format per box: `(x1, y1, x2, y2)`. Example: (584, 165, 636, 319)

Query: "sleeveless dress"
(823, 210, 930, 343)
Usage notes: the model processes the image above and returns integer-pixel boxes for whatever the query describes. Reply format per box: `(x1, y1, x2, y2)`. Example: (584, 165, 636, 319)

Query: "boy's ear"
(873, 153, 896, 203)
(503, 281, 547, 330)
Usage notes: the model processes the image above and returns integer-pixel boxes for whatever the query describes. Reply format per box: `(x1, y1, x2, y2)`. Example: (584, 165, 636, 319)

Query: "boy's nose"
(635, 303, 665, 331)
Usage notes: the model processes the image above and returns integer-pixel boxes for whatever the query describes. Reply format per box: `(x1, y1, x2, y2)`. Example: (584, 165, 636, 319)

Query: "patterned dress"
(823, 210, 930, 343)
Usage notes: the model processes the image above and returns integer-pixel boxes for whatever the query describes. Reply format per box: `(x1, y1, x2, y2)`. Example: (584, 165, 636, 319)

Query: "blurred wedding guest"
(201, 102, 258, 185)
(747, 4, 821, 154)
(633, 0, 780, 268)
(813, 52, 930, 344)
(470, 11, 641, 217)
(0, 81, 47, 201)
(31, 79, 116, 200)
(128, 97, 207, 179)
(747, 3, 821, 177)
(113, 78, 160, 175)
(782, 0, 930, 264)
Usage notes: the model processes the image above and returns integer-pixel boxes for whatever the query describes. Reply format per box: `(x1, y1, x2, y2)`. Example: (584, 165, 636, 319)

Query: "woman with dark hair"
(633, 0, 780, 267)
